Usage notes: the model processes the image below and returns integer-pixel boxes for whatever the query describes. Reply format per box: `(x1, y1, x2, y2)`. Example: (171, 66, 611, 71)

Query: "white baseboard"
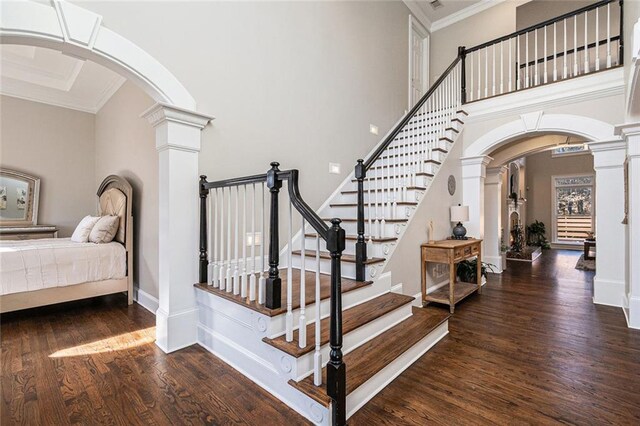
(134, 288, 159, 314)
(156, 307, 198, 353)
(592, 276, 625, 307)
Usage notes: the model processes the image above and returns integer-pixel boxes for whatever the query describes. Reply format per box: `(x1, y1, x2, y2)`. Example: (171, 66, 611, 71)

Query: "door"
(409, 16, 429, 108)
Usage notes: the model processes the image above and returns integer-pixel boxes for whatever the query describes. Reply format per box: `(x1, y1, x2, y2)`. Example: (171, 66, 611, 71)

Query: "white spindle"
(477, 49, 481, 99)
(298, 218, 307, 348)
(240, 186, 247, 298)
(500, 41, 504, 94)
(509, 38, 513, 92)
(525, 32, 529, 88)
(517, 35, 521, 90)
(563, 19, 568, 79)
(575, 15, 579, 75)
(374, 165, 380, 238)
(470, 50, 474, 101)
(544, 26, 548, 83)
(233, 186, 240, 295)
(249, 183, 256, 301)
(484, 46, 488, 97)
(584, 11, 589, 73)
(607, 4, 612, 67)
(596, 7, 600, 71)
(219, 188, 226, 290)
(554, 22, 558, 81)
(258, 182, 266, 304)
(226, 187, 232, 292)
(313, 236, 322, 386)
(534, 30, 539, 85)
(286, 198, 293, 341)
(208, 189, 214, 286)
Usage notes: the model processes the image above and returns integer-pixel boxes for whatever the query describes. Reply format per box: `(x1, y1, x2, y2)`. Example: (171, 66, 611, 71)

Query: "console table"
(421, 239, 483, 313)
(0, 225, 58, 240)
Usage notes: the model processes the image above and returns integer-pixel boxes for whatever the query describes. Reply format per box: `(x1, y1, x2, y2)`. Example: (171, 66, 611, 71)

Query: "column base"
(628, 295, 640, 329)
(483, 255, 504, 274)
(156, 307, 199, 353)
(592, 276, 625, 307)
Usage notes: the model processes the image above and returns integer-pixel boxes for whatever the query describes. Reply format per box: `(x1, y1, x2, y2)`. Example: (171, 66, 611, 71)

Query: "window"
(552, 175, 594, 244)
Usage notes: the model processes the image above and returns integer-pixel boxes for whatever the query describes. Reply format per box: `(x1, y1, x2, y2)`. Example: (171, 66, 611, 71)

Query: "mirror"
(0, 168, 40, 226)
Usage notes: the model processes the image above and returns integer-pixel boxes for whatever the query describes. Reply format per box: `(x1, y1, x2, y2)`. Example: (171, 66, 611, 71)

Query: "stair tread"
(330, 202, 417, 207)
(194, 268, 371, 317)
(289, 307, 449, 406)
(350, 172, 433, 183)
(370, 159, 441, 169)
(292, 250, 385, 264)
(342, 186, 426, 194)
(263, 292, 415, 357)
(305, 233, 397, 243)
(380, 150, 447, 160)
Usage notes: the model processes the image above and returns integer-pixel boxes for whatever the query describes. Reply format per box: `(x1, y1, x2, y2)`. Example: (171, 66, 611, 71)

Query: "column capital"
(461, 155, 493, 179)
(142, 102, 214, 129)
(587, 139, 627, 169)
(485, 166, 507, 185)
(615, 122, 640, 138)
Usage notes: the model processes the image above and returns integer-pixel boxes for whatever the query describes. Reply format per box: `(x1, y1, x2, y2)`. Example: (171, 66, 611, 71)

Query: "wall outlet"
(329, 163, 341, 174)
(369, 124, 379, 135)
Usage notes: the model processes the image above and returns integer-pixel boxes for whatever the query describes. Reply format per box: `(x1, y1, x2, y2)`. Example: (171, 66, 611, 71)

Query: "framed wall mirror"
(0, 168, 40, 227)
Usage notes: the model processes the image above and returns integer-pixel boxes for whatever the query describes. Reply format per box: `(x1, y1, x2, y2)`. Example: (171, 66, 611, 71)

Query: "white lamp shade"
(450, 205, 469, 223)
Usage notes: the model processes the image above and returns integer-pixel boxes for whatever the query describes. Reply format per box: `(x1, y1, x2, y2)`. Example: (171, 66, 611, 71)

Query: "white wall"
(0, 95, 96, 236)
(77, 0, 411, 212)
(95, 81, 158, 299)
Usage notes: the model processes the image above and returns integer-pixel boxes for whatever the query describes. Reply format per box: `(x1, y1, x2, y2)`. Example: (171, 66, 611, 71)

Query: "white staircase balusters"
(553, 22, 558, 81)
(516, 34, 521, 90)
(313, 235, 322, 386)
(492, 43, 496, 96)
(534, 30, 539, 86)
(241, 185, 248, 298)
(249, 183, 257, 301)
(575, 15, 580, 76)
(596, 7, 600, 71)
(374, 165, 380, 238)
(226, 187, 232, 292)
(477, 48, 481, 101)
(219, 188, 226, 290)
(233, 186, 240, 295)
(299, 218, 307, 349)
(208, 189, 215, 286)
(563, 19, 568, 79)
(286, 197, 294, 342)
(258, 182, 266, 304)
(544, 26, 548, 84)
(484, 46, 489, 97)
(525, 32, 529, 88)
(584, 11, 590, 74)
(607, 4, 612, 68)
(509, 37, 513, 92)
(379, 165, 386, 238)
(470, 50, 474, 102)
(500, 41, 504, 94)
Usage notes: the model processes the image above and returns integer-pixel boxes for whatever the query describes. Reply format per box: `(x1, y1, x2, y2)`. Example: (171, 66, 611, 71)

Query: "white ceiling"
(404, 0, 504, 32)
(0, 44, 125, 114)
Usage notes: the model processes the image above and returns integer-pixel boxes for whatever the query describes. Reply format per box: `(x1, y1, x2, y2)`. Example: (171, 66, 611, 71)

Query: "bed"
(0, 175, 134, 313)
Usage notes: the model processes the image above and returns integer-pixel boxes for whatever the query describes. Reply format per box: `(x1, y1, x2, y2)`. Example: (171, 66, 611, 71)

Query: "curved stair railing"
(198, 162, 348, 425)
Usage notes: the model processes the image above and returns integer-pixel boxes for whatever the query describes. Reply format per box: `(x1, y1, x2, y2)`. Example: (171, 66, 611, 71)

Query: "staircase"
(194, 54, 464, 426)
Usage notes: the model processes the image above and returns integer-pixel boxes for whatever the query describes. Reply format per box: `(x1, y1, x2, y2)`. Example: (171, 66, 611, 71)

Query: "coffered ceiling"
(0, 44, 125, 114)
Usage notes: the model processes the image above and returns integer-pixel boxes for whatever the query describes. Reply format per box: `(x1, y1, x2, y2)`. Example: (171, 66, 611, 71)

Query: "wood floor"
(2, 250, 639, 424)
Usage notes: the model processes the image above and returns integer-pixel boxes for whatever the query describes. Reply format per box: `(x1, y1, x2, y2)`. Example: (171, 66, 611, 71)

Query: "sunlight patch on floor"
(49, 326, 155, 358)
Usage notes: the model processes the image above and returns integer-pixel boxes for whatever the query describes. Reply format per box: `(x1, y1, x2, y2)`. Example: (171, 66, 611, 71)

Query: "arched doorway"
(1, 0, 214, 353)
(461, 111, 627, 308)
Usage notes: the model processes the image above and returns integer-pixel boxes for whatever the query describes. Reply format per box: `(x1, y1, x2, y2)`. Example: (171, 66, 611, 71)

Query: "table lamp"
(450, 204, 469, 240)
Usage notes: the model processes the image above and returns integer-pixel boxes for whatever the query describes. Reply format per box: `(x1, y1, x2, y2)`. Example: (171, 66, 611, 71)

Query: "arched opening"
(461, 112, 626, 308)
(0, 0, 213, 353)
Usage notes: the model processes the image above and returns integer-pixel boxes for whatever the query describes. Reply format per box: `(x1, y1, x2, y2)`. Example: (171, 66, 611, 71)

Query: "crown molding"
(431, 0, 533, 32)
(402, 1, 432, 32)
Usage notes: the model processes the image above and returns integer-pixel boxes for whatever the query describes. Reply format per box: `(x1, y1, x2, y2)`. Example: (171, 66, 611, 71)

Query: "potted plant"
(456, 258, 496, 284)
(526, 220, 550, 249)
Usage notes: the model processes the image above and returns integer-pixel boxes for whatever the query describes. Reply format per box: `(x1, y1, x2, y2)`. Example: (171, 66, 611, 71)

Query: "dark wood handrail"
(465, 0, 618, 54)
(362, 55, 461, 171)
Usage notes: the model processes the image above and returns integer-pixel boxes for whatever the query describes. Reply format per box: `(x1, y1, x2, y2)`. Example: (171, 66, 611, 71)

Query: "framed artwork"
(16, 188, 27, 210)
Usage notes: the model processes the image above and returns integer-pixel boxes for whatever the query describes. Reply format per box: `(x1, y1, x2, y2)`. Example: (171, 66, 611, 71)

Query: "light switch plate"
(329, 163, 341, 174)
(369, 124, 379, 135)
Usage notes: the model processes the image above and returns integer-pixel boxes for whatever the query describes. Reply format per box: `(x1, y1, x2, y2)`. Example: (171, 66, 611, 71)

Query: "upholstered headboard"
(97, 176, 133, 248)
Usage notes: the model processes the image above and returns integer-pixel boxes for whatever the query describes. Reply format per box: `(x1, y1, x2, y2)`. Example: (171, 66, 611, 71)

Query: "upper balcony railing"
(460, 0, 623, 103)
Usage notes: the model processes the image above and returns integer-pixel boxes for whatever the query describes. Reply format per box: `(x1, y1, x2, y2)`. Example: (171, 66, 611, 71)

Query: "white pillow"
(89, 215, 120, 244)
(71, 215, 101, 243)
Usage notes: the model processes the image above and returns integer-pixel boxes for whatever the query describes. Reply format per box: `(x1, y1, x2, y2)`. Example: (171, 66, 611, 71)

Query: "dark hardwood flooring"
(350, 250, 640, 425)
(2, 249, 639, 425)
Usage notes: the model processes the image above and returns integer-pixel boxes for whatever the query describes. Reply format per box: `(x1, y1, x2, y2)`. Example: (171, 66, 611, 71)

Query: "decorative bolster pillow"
(89, 215, 120, 244)
(71, 215, 101, 243)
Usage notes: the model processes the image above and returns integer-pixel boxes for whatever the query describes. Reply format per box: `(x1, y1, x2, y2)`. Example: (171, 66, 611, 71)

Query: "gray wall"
(0, 96, 96, 236)
(95, 81, 158, 300)
(525, 149, 594, 239)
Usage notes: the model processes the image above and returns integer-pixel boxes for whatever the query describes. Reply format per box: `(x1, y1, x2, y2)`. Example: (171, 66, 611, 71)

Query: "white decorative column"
(618, 124, 640, 327)
(461, 155, 493, 255)
(588, 138, 627, 308)
(484, 166, 507, 273)
(143, 103, 214, 353)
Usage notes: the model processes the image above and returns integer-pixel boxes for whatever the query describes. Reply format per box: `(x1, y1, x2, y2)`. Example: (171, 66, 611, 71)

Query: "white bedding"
(0, 238, 126, 296)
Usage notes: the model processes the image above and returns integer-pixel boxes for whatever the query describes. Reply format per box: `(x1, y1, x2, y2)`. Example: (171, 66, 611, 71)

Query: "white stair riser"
(330, 220, 405, 238)
(285, 301, 413, 381)
(302, 236, 395, 258)
(336, 188, 425, 204)
(345, 174, 433, 190)
(289, 254, 382, 281)
(324, 204, 415, 220)
(367, 162, 439, 176)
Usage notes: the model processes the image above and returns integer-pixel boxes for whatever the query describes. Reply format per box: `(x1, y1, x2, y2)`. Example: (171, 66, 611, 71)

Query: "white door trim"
(408, 15, 430, 109)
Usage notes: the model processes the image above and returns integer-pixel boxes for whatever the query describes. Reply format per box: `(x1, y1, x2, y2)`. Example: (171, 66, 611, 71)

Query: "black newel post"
(619, 0, 624, 65)
(459, 46, 467, 104)
(326, 218, 346, 426)
(354, 159, 367, 282)
(265, 162, 282, 309)
(199, 175, 209, 284)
